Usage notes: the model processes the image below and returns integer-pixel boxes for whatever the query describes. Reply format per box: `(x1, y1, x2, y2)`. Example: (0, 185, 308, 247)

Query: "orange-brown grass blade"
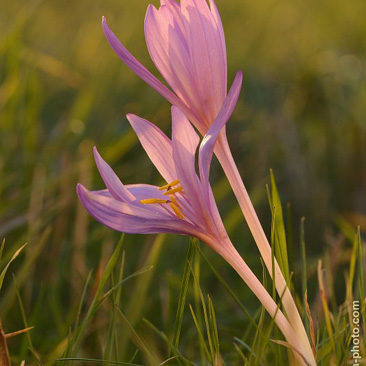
(271, 340, 312, 366)
(4, 326, 34, 339)
(317, 260, 336, 358)
(305, 291, 316, 358)
(0, 322, 11, 366)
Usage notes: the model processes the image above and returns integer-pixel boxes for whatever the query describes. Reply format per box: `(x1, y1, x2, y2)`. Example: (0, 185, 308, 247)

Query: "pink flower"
(77, 74, 314, 366)
(102, 0, 231, 133)
(77, 73, 241, 246)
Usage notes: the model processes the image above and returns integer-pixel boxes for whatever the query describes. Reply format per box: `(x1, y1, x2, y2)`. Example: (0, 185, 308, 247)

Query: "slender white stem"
(214, 131, 316, 366)
(214, 239, 313, 366)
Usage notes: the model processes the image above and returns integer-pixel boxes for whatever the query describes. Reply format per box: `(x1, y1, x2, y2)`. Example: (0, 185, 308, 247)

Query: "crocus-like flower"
(102, 3, 316, 363)
(77, 76, 313, 366)
(77, 72, 241, 247)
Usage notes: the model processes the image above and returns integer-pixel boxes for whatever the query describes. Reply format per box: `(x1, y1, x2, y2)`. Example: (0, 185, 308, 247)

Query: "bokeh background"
(1, 0, 365, 363)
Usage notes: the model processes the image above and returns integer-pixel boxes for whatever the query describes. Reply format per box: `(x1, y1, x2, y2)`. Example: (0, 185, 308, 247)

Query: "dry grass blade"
(5, 327, 34, 339)
(317, 260, 336, 356)
(305, 291, 316, 358)
(0, 322, 11, 366)
(270, 339, 312, 366)
(0, 243, 28, 291)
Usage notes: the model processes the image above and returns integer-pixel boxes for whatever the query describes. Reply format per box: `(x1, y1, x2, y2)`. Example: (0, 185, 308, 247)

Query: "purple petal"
(93, 147, 136, 203)
(160, 0, 179, 6)
(199, 71, 243, 185)
(126, 114, 177, 184)
(144, 5, 203, 117)
(102, 17, 184, 110)
(208, 0, 227, 70)
(181, 0, 227, 122)
(126, 183, 166, 201)
(171, 106, 203, 211)
(77, 184, 195, 235)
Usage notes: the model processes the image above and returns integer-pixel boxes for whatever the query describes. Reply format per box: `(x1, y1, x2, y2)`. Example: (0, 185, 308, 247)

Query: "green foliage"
(268, 170, 290, 286)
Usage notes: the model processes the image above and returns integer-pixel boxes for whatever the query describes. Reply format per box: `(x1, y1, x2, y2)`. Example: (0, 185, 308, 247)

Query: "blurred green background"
(1, 0, 365, 363)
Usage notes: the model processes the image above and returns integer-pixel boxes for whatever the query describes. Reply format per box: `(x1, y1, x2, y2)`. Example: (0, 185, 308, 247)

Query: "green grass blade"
(317, 261, 336, 359)
(286, 204, 294, 277)
(270, 205, 277, 301)
(13, 275, 43, 366)
(118, 234, 165, 359)
(233, 342, 249, 365)
(143, 318, 190, 366)
(57, 358, 143, 365)
(172, 238, 195, 349)
(0, 239, 5, 264)
(68, 234, 124, 355)
(74, 270, 93, 333)
(104, 249, 125, 361)
(116, 308, 160, 366)
(189, 261, 215, 362)
(0, 228, 50, 316)
(300, 217, 309, 333)
(188, 304, 212, 362)
(207, 295, 220, 357)
(349, 232, 359, 292)
(269, 170, 290, 284)
(196, 245, 260, 331)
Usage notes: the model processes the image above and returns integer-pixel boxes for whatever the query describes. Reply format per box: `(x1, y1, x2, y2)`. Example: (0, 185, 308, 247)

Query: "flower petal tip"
(76, 183, 87, 198)
(171, 105, 182, 115)
(102, 16, 111, 34)
(93, 147, 105, 168)
(125, 113, 135, 120)
(92, 146, 100, 159)
(234, 70, 243, 86)
(145, 3, 156, 14)
(125, 113, 139, 129)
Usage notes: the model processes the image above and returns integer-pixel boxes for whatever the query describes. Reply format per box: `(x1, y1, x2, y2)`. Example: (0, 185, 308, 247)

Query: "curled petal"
(93, 147, 135, 203)
(171, 106, 211, 225)
(77, 184, 195, 235)
(126, 114, 177, 183)
(199, 70, 243, 185)
(171, 106, 201, 196)
(102, 17, 185, 111)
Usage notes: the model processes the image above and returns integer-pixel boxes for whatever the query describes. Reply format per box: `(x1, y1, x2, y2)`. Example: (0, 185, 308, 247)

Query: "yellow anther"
(169, 195, 180, 208)
(158, 179, 180, 191)
(140, 199, 168, 205)
(170, 203, 184, 220)
(163, 186, 183, 196)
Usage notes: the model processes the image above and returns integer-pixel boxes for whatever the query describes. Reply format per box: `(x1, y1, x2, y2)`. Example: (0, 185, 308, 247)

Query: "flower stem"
(216, 240, 313, 366)
(215, 131, 316, 366)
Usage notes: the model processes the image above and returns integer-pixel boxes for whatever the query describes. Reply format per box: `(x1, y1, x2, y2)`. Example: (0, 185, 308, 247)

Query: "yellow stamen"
(170, 203, 184, 220)
(158, 179, 180, 191)
(140, 199, 168, 205)
(169, 195, 180, 208)
(163, 186, 183, 196)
